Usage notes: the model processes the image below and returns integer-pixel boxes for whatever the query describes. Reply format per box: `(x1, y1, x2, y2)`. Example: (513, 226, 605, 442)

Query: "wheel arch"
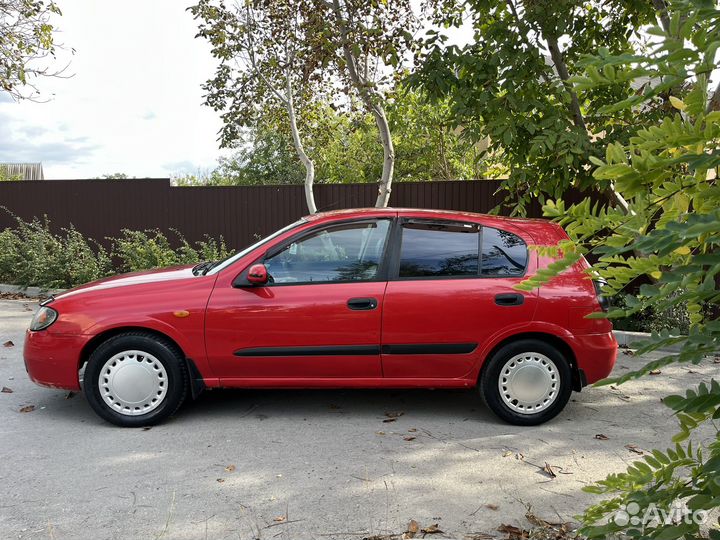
(478, 332, 585, 391)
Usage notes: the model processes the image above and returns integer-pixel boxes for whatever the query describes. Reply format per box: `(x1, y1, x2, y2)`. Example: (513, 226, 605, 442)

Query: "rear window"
(480, 227, 527, 276)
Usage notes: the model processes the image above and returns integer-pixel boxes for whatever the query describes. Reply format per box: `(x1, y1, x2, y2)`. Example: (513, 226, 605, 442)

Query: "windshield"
(206, 219, 306, 276)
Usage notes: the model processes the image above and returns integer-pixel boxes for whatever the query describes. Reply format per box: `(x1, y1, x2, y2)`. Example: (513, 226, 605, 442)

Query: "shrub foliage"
(0, 211, 231, 289)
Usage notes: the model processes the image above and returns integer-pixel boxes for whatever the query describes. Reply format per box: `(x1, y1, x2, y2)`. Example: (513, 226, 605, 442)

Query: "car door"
(381, 218, 538, 379)
(205, 218, 392, 382)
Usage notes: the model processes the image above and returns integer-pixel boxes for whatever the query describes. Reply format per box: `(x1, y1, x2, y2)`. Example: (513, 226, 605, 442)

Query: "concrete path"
(0, 298, 716, 540)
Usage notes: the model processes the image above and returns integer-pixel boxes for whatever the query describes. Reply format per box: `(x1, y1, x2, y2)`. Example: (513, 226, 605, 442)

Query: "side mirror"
(246, 263, 269, 285)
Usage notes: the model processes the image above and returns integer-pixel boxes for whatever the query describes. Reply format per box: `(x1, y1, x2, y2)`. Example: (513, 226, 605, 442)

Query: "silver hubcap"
(99, 350, 168, 416)
(498, 352, 559, 415)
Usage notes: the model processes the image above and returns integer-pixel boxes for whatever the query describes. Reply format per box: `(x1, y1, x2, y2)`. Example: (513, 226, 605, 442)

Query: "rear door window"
(398, 220, 480, 278)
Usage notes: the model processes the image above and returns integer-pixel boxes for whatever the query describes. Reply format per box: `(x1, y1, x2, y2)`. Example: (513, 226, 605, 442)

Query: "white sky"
(0, 1, 227, 179)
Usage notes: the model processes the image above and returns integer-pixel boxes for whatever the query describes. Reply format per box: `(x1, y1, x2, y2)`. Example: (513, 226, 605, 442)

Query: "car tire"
(84, 332, 188, 427)
(479, 339, 572, 426)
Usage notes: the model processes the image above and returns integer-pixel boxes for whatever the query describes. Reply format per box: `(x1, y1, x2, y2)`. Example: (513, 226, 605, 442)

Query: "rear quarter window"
(480, 227, 528, 276)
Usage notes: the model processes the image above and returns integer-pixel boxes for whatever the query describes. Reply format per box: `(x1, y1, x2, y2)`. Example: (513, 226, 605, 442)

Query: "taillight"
(593, 280, 610, 312)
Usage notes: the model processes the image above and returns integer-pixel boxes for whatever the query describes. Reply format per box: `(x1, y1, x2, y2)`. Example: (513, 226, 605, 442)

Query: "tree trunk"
(331, 0, 395, 208)
(285, 75, 317, 214)
(545, 36, 586, 132)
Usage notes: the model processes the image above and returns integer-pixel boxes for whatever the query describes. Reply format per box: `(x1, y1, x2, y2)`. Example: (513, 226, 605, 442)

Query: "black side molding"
(381, 343, 477, 355)
(234, 345, 381, 357)
(233, 343, 478, 357)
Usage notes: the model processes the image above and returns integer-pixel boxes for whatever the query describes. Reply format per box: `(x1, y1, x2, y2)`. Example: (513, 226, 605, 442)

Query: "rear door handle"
(347, 297, 378, 311)
(494, 293, 524, 306)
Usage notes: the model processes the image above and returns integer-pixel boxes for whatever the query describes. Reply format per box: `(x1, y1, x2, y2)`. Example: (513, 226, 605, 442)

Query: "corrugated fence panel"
(0, 179, 602, 251)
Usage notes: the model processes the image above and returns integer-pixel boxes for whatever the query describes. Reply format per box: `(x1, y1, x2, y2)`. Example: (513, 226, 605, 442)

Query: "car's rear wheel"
(479, 339, 572, 426)
(84, 332, 188, 427)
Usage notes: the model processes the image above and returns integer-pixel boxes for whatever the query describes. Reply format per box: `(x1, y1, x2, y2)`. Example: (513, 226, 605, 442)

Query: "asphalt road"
(1, 298, 717, 540)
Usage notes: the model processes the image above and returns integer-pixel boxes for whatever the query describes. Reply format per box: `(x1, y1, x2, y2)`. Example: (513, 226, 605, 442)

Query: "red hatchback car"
(25, 208, 617, 427)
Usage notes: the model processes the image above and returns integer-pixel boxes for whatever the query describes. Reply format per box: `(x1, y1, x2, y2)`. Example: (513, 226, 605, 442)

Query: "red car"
(24, 208, 616, 427)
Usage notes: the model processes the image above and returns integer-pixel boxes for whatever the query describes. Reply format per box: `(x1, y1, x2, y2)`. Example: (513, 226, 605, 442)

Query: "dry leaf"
(649, 369, 662, 375)
(376, 431, 386, 436)
(225, 464, 236, 472)
(464, 534, 494, 540)
(594, 434, 609, 440)
(622, 349, 635, 356)
(383, 418, 397, 423)
(403, 436, 416, 441)
(502, 450, 513, 457)
(385, 411, 404, 419)
(403, 519, 419, 539)
(142, 426, 151, 431)
(3, 340, 14, 348)
(19, 405, 35, 413)
(421, 524, 443, 535)
(713, 355, 720, 364)
(408, 428, 417, 432)
(1, 386, 13, 393)
(625, 444, 644, 455)
(65, 391, 75, 399)
(485, 503, 499, 511)
(273, 515, 286, 523)
(497, 524, 529, 539)
(216, 478, 225, 483)
(542, 463, 557, 478)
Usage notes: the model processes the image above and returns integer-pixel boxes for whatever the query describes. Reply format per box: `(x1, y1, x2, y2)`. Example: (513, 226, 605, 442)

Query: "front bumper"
(24, 330, 87, 391)
(570, 331, 618, 385)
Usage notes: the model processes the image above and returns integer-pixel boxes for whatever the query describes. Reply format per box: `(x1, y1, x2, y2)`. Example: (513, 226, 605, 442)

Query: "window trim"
(388, 217, 529, 282)
(233, 217, 395, 288)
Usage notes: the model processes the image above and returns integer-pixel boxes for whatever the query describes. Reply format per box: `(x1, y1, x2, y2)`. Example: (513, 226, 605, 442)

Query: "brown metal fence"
(0, 179, 577, 250)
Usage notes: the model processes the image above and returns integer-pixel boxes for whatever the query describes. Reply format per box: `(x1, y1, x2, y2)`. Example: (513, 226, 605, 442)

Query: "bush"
(612, 292, 690, 335)
(0, 211, 233, 289)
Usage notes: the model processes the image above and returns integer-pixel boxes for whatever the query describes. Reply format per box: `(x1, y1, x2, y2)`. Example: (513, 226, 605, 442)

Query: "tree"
(177, 86, 491, 188)
(512, 1, 720, 537)
(320, 0, 416, 207)
(190, 0, 325, 213)
(411, 0, 659, 213)
(0, 0, 63, 100)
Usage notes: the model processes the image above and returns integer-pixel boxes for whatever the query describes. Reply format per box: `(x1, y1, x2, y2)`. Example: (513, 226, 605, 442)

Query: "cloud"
(0, 109, 98, 165)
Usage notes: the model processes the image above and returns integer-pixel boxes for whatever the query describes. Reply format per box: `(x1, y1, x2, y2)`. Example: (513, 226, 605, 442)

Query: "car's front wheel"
(84, 332, 188, 427)
(479, 339, 572, 426)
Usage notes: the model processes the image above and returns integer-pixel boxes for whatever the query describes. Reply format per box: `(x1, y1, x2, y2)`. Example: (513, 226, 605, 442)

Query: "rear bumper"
(24, 330, 86, 391)
(570, 331, 618, 385)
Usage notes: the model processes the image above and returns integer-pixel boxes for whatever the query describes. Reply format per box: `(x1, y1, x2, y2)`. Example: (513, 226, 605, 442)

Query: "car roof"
(305, 207, 552, 229)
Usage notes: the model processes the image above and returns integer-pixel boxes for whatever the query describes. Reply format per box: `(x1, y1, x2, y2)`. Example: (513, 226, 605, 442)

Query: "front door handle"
(347, 297, 378, 311)
(494, 293, 524, 306)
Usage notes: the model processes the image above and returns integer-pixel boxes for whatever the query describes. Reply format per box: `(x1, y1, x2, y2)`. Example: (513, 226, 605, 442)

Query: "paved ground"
(0, 298, 717, 540)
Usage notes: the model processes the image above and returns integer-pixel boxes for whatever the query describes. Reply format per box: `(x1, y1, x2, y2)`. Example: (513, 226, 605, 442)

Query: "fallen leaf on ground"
(464, 534, 494, 540)
(502, 450, 513, 457)
(65, 391, 75, 399)
(714, 356, 720, 364)
(385, 411, 404, 419)
(376, 431, 386, 436)
(1, 386, 13, 393)
(625, 444, 644, 455)
(402, 519, 419, 538)
(497, 524, 529, 539)
(225, 464, 236, 472)
(649, 369, 662, 375)
(485, 504, 499, 511)
(403, 436, 416, 441)
(408, 428, 417, 432)
(142, 426, 151, 431)
(273, 515, 286, 523)
(383, 418, 397, 423)
(3, 340, 14, 347)
(622, 349, 635, 356)
(542, 463, 557, 478)
(594, 434, 609, 440)
(421, 523, 443, 535)
(216, 478, 225, 483)
(19, 405, 35, 413)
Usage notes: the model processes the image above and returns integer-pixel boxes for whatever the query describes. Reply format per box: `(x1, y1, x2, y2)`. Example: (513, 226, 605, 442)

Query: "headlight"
(30, 306, 58, 331)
